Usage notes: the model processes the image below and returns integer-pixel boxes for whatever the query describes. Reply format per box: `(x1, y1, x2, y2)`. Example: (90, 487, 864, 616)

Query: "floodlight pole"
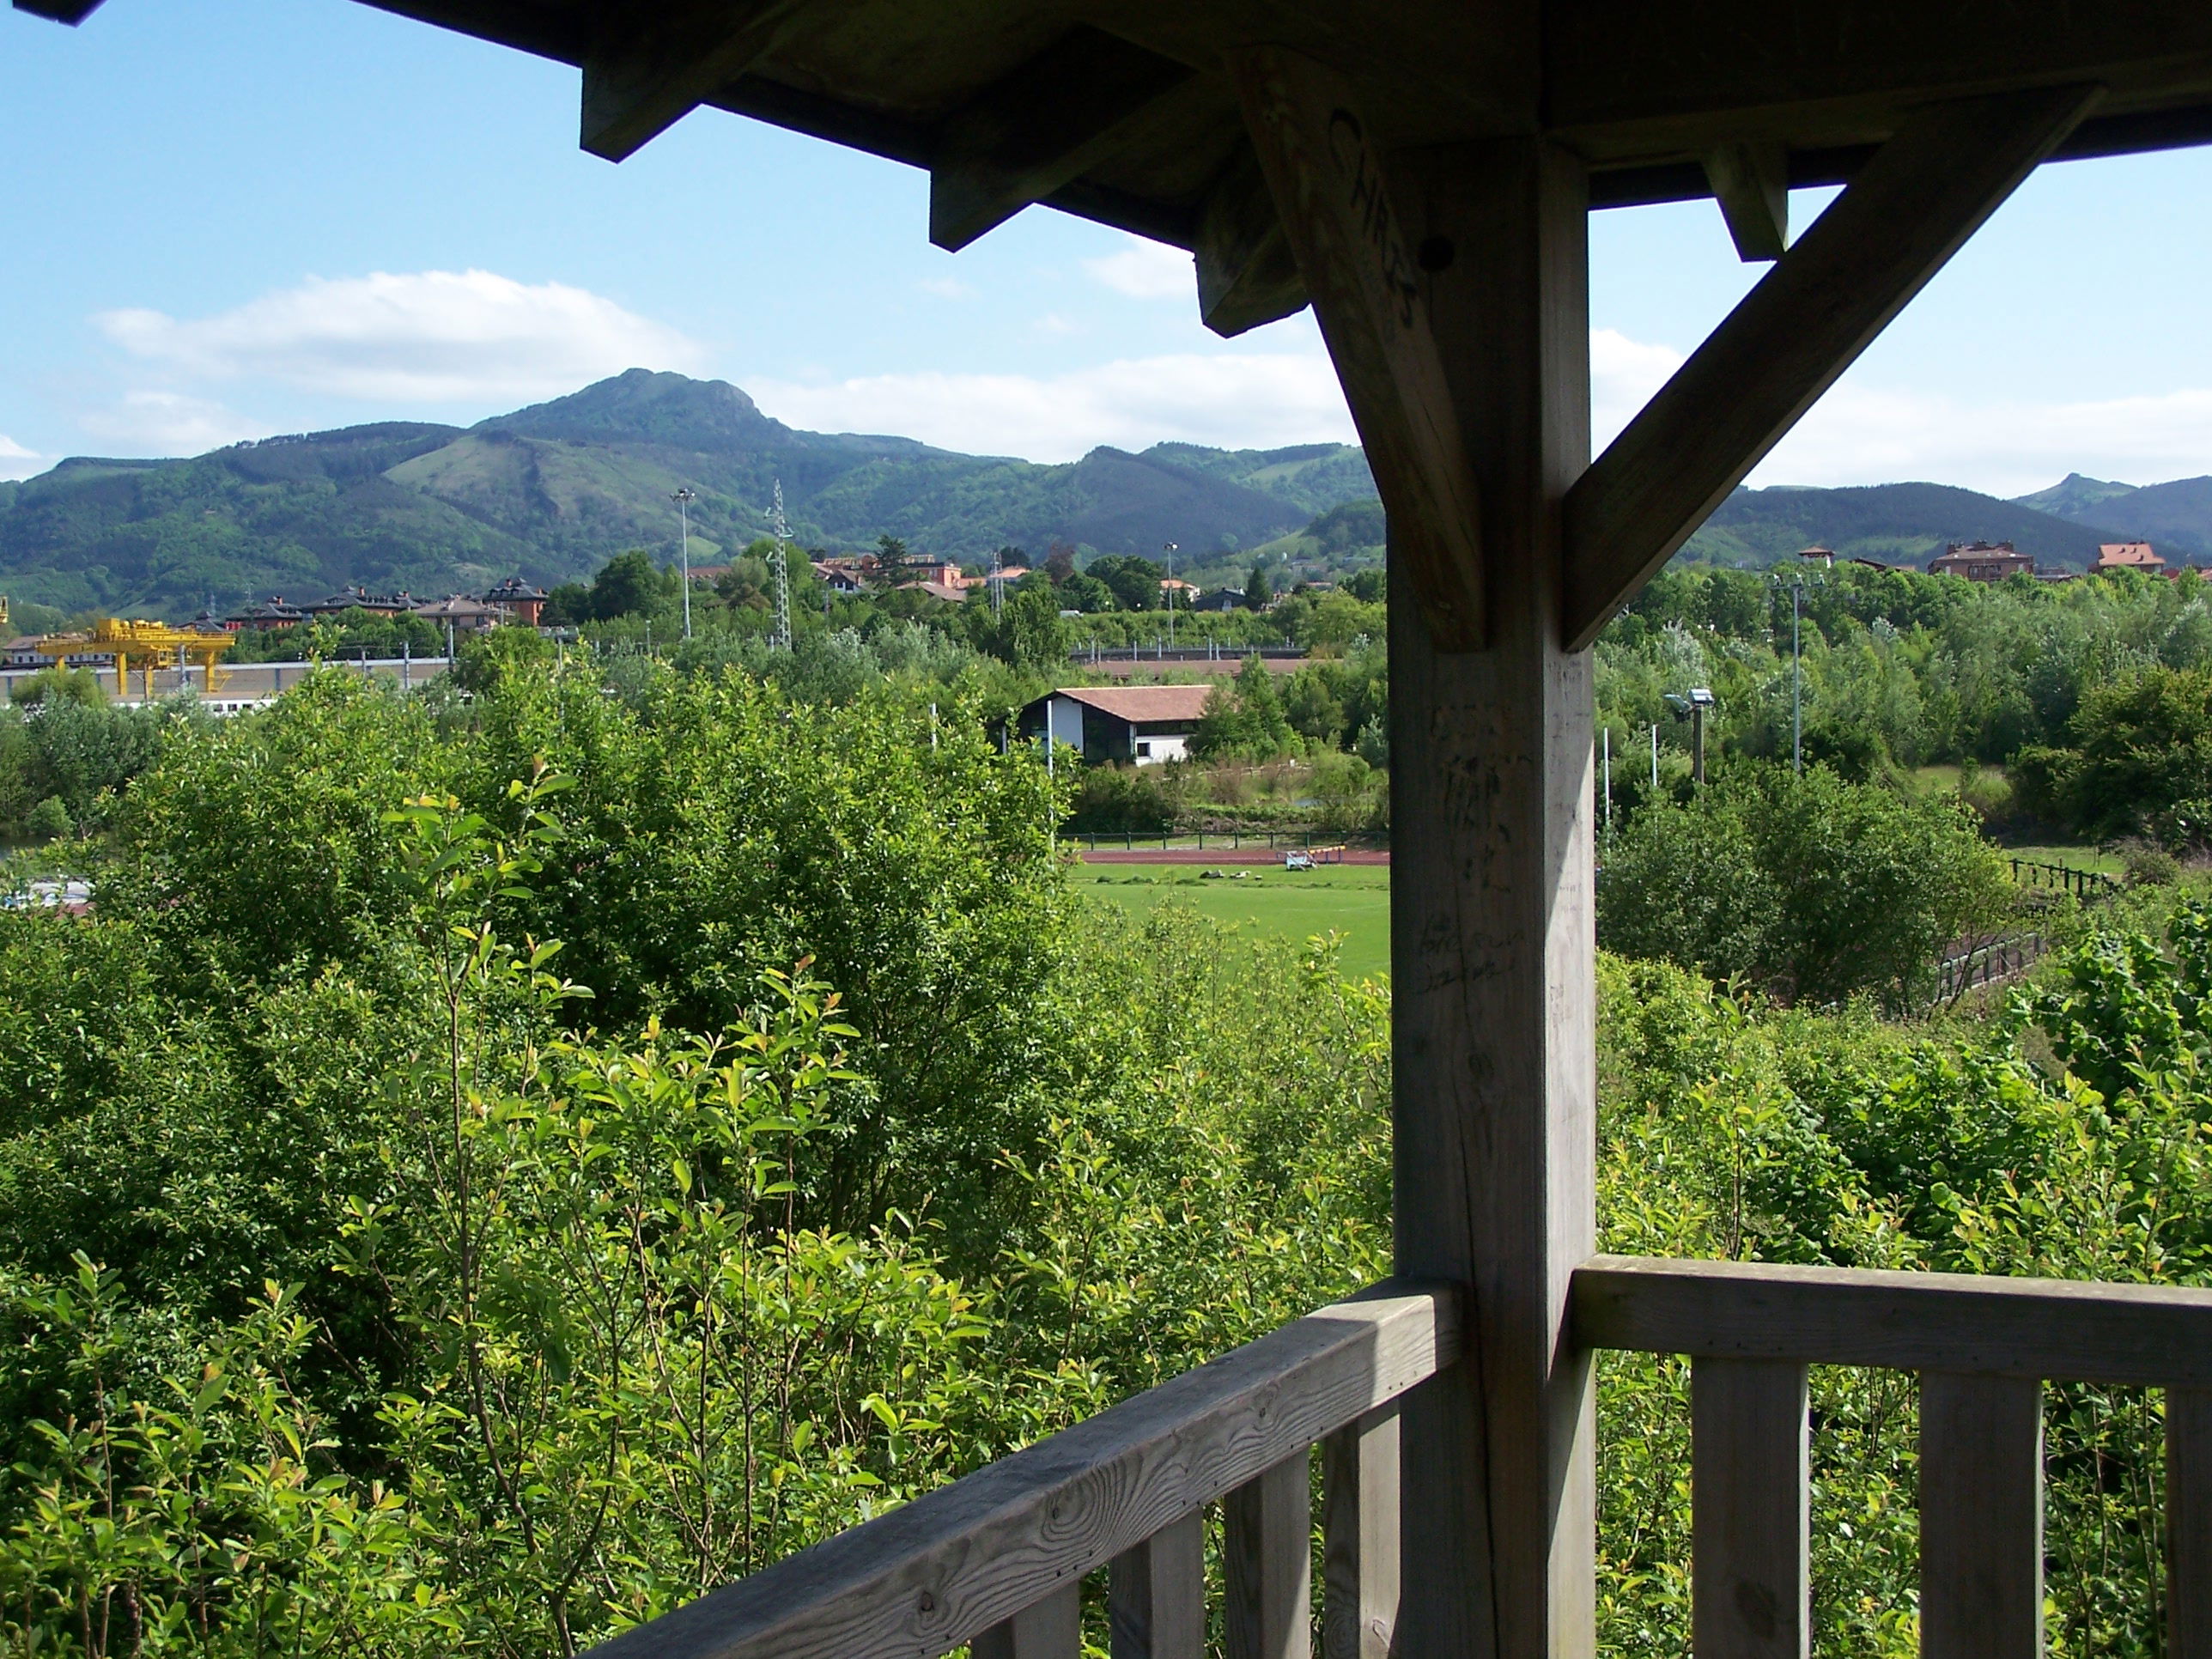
(1791, 579, 1803, 775)
(672, 487, 696, 641)
(1163, 541, 1177, 647)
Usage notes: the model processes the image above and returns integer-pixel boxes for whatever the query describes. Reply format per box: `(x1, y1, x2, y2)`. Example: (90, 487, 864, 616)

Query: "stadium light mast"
(672, 487, 696, 640)
(1162, 541, 1177, 648)
(769, 479, 793, 652)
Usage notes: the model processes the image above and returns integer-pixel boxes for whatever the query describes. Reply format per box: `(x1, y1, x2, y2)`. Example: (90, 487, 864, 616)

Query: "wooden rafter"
(1193, 143, 1309, 338)
(580, 0, 813, 164)
(1704, 143, 1788, 262)
(12, 0, 105, 20)
(1231, 45, 1486, 650)
(928, 27, 1194, 253)
(1559, 82, 2101, 652)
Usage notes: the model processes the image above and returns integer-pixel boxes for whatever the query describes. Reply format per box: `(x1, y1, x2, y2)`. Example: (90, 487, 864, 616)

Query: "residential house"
(224, 597, 307, 630)
(2096, 541, 2165, 574)
(1193, 588, 1247, 612)
(306, 586, 417, 618)
(481, 576, 550, 624)
(413, 595, 503, 634)
(1928, 540, 2035, 581)
(1018, 684, 1215, 766)
(1798, 544, 1835, 567)
(896, 580, 968, 604)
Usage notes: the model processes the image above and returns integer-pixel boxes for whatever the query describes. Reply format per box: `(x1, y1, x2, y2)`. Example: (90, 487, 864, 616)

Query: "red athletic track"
(1075, 847, 1390, 866)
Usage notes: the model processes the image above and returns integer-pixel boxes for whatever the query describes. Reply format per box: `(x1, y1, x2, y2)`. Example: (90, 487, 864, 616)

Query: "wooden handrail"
(584, 1279, 1456, 1659)
(1577, 1254, 2212, 1659)
(1573, 1253, 2212, 1385)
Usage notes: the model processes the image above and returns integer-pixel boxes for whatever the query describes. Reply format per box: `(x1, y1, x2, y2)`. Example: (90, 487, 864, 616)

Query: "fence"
(2010, 856, 2122, 903)
(1935, 931, 2046, 1004)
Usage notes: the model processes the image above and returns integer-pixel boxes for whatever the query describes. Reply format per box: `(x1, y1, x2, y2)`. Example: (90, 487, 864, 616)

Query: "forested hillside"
(0, 372, 1364, 615)
(12, 364, 2212, 619)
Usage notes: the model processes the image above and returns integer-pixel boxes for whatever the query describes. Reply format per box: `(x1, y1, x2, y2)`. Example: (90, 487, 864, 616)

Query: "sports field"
(1079, 861, 1392, 981)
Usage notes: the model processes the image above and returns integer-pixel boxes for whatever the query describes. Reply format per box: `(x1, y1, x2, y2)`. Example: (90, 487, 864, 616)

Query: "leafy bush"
(1599, 766, 2013, 1009)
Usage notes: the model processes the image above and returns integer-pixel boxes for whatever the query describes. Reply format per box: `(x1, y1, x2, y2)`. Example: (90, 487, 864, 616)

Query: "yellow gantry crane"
(33, 618, 234, 698)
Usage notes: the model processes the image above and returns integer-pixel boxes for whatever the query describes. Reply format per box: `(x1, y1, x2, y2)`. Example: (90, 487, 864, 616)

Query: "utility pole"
(990, 545, 1004, 617)
(769, 479, 793, 652)
(672, 487, 696, 641)
(1162, 541, 1179, 648)
(1791, 580, 1803, 775)
(1650, 721, 1659, 788)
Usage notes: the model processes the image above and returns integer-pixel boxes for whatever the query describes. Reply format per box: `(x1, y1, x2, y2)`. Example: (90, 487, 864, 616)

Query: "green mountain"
(1680, 480, 2130, 570)
(2012, 471, 2212, 558)
(0, 370, 1369, 617)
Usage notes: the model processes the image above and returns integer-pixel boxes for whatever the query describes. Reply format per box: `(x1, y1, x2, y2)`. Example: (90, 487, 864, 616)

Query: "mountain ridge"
(4, 368, 2209, 617)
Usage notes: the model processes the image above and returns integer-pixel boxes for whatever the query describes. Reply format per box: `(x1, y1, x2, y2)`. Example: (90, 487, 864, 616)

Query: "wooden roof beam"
(928, 27, 1195, 253)
(1232, 45, 1485, 649)
(1703, 143, 1788, 261)
(580, 0, 815, 164)
(1193, 143, 1308, 338)
(12, 1, 105, 21)
(1559, 82, 2102, 652)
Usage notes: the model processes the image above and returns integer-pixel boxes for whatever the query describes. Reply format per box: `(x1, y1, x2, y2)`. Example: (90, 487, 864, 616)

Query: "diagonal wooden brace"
(1231, 45, 1486, 650)
(1559, 82, 2102, 652)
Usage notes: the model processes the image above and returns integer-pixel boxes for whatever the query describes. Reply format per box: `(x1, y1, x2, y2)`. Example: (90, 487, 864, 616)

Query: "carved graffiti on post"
(1231, 45, 1487, 649)
(1328, 109, 1420, 328)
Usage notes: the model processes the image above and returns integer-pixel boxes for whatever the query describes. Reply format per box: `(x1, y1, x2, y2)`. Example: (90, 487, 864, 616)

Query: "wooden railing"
(1574, 1254, 2212, 1659)
(582, 1255, 2212, 1659)
(585, 1279, 1455, 1659)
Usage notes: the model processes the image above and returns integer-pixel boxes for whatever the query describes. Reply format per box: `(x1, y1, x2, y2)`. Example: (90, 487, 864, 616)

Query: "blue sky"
(6, 0, 2211, 496)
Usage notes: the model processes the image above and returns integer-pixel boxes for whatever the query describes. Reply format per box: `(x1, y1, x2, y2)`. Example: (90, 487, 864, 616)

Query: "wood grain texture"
(1920, 1373, 2044, 1659)
(928, 26, 1194, 252)
(580, 0, 811, 162)
(2171, 1388, 2212, 1659)
(1574, 1254, 2212, 1386)
(1387, 136, 1596, 1659)
(1231, 45, 1486, 650)
(1194, 144, 1309, 338)
(1703, 144, 1787, 261)
(1558, 83, 2100, 651)
(1224, 1454, 1312, 1659)
(1109, 1510, 1206, 1659)
(1692, 1358, 1808, 1659)
(972, 1582, 1082, 1659)
(580, 1280, 1455, 1659)
(1548, 0, 2211, 139)
(1322, 1407, 1400, 1659)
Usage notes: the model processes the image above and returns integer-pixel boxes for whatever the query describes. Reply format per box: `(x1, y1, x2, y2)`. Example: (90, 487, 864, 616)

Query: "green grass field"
(1079, 862, 1392, 981)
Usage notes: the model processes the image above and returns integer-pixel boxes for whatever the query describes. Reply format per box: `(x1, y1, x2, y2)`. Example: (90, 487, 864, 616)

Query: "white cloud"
(1577, 327, 2212, 497)
(94, 270, 702, 404)
(1083, 235, 1194, 301)
(750, 351, 1355, 461)
(0, 435, 46, 482)
(1590, 328, 1685, 452)
(1752, 382, 2212, 497)
(78, 392, 265, 455)
(918, 276, 977, 301)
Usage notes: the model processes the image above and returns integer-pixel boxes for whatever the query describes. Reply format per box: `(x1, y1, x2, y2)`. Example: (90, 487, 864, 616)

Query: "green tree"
(969, 580, 1070, 672)
(1086, 555, 1164, 613)
(23, 795, 70, 841)
(1245, 561, 1273, 609)
(586, 549, 675, 620)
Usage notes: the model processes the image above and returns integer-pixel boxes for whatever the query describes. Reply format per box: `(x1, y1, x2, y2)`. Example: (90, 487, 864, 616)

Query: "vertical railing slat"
(1110, 1510, 1206, 1659)
(971, 1580, 1082, 1659)
(1323, 1406, 1401, 1659)
(1225, 1450, 1312, 1659)
(1693, 1357, 1809, 1659)
(1920, 1372, 2045, 1659)
(2171, 1386, 2212, 1659)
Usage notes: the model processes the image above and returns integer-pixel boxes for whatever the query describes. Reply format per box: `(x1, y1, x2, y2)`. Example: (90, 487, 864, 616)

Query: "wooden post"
(1693, 1358, 1810, 1659)
(1920, 1372, 2044, 1659)
(1387, 136, 1595, 1659)
(1324, 1406, 1402, 1659)
(1110, 1511, 1206, 1659)
(1224, 1453, 1313, 1659)
(2170, 1387, 2212, 1659)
